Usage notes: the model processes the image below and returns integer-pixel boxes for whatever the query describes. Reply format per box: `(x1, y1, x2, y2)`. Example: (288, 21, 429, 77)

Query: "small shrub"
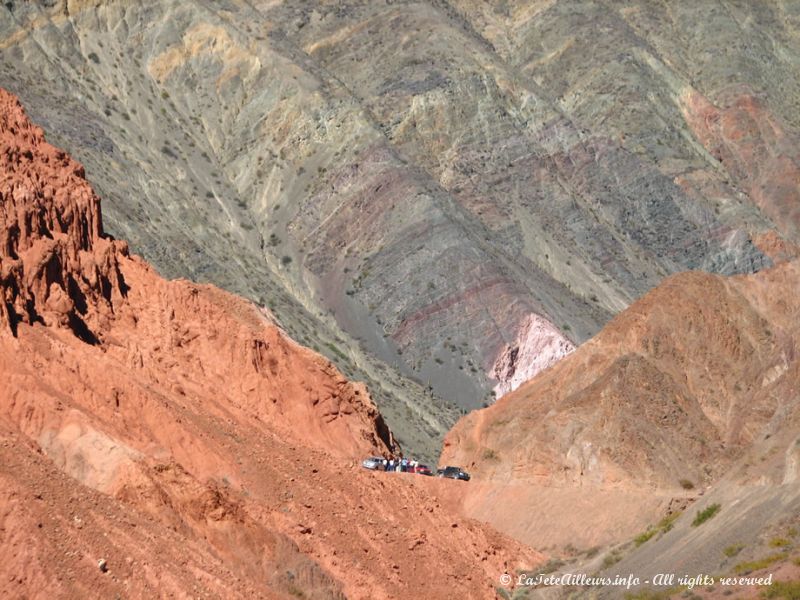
(658, 511, 682, 533)
(281, 255, 292, 266)
(635, 529, 658, 546)
(635, 511, 682, 546)
(770, 538, 792, 548)
(692, 503, 721, 527)
(724, 543, 744, 557)
(87, 51, 100, 64)
(679, 478, 695, 490)
(483, 448, 498, 461)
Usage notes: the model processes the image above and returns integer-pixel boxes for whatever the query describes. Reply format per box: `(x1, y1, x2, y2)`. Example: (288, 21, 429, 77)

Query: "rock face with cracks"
(0, 88, 542, 600)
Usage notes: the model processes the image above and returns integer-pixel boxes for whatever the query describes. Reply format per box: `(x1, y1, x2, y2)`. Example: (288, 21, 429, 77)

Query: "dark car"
(414, 464, 433, 476)
(436, 466, 470, 481)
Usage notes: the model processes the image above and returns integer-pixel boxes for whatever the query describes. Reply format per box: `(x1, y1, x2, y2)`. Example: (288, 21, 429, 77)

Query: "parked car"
(361, 456, 385, 470)
(415, 464, 433, 476)
(436, 466, 470, 481)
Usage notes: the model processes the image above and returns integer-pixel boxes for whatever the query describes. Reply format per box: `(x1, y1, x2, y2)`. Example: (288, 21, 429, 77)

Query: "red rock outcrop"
(0, 88, 542, 599)
(0, 92, 127, 339)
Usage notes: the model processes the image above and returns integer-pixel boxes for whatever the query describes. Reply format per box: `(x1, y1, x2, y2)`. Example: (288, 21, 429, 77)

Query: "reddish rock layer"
(681, 87, 800, 241)
(0, 89, 542, 599)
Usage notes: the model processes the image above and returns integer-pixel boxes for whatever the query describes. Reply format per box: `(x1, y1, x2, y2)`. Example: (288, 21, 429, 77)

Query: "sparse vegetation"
(723, 543, 745, 557)
(87, 51, 100, 64)
(733, 553, 787, 575)
(692, 503, 721, 527)
(602, 549, 623, 569)
(679, 478, 695, 490)
(634, 511, 682, 546)
(324, 342, 347, 362)
(634, 528, 658, 546)
(770, 537, 792, 548)
(281, 255, 292, 266)
(657, 511, 682, 533)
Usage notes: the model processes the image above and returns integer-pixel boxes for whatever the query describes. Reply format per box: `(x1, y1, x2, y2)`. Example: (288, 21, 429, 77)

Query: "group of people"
(382, 457, 422, 472)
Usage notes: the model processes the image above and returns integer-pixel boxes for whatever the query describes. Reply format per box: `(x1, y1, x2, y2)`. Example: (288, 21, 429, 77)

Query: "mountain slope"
(1, 1, 791, 452)
(0, 87, 542, 599)
(440, 254, 800, 561)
